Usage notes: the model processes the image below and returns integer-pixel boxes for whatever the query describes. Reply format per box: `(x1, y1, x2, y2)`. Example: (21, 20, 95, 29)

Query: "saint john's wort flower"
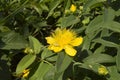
(98, 65, 108, 75)
(22, 69, 30, 78)
(45, 28, 83, 56)
(70, 4, 76, 12)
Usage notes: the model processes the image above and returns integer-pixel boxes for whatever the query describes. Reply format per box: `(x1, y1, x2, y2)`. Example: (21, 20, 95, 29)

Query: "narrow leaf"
(16, 54, 36, 74)
(83, 54, 115, 64)
(116, 47, 120, 72)
(93, 38, 118, 47)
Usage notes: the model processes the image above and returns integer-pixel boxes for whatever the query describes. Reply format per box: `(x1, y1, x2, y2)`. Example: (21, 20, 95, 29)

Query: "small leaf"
(29, 36, 43, 54)
(16, 54, 36, 74)
(94, 45, 105, 54)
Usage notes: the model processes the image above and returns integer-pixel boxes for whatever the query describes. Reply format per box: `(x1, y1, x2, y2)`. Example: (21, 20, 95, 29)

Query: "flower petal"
(45, 37, 55, 44)
(48, 45, 63, 52)
(64, 45, 76, 56)
(70, 4, 76, 12)
(70, 37, 83, 46)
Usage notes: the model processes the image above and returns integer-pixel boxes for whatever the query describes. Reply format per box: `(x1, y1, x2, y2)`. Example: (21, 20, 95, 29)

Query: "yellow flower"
(70, 4, 76, 12)
(45, 28, 83, 56)
(22, 69, 30, 78)
(98, 65, 108, 75)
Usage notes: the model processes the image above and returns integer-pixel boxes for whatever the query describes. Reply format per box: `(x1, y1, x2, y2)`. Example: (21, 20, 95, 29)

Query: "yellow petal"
(45, 37, 55, 44)
(70, 37, 83, 46)
(22, 69, 30, 78)
(64, 45, 77, 56)
(70, 4, 76, 12)
(48, 45, 63, 52)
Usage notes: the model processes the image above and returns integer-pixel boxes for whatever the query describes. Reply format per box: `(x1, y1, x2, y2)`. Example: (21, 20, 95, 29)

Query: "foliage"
(0, 0, 120, 80)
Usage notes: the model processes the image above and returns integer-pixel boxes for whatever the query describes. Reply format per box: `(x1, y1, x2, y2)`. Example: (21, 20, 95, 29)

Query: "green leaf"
(83, 54, 115, 64)
(0, 26, 11, 32)
(107, 66, 120, 80)
(86, 8, 116, 39)
(116, 47, 120, 72)
(94, 45, 105, 54)
(106, 21, 120, 33)
(0, 31, 27, 49)
(47, 0, 63, 18)
(83, 0, 106, 13)
(56, 52, 72, 72)
(29, 62, 53, 80)
(0, 0, 29, 24)
(41, 48, 54, 59)
(82, 36, 91, 50)
(85, 15, 103, 40)
(64, 0, 71, 10)
(54, 52, 72, 79)
(100, 28, 112, 37)
(29, 36, 43, 54)
(73, 62, 91, 70)
(57, 15, 80, 28)
(115, 9, 120, 16)
(103, 8, 115, 24)
(32, 2, 42, 15)
(16, 54, 36, 74)
(93, 38, 118, 47)
(101, 8, 120, 33)
(43, 67, 55, 80)
(31, 2, 49, 15)
(41, 48, 57, 62)
(85, 15, 103, 34)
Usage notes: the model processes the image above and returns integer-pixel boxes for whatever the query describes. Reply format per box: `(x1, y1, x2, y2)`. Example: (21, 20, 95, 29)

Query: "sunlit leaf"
(29, 36, 43, 54)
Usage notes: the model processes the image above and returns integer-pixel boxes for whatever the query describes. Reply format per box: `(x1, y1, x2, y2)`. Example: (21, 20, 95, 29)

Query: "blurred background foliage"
(0, 0, 120, 80)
